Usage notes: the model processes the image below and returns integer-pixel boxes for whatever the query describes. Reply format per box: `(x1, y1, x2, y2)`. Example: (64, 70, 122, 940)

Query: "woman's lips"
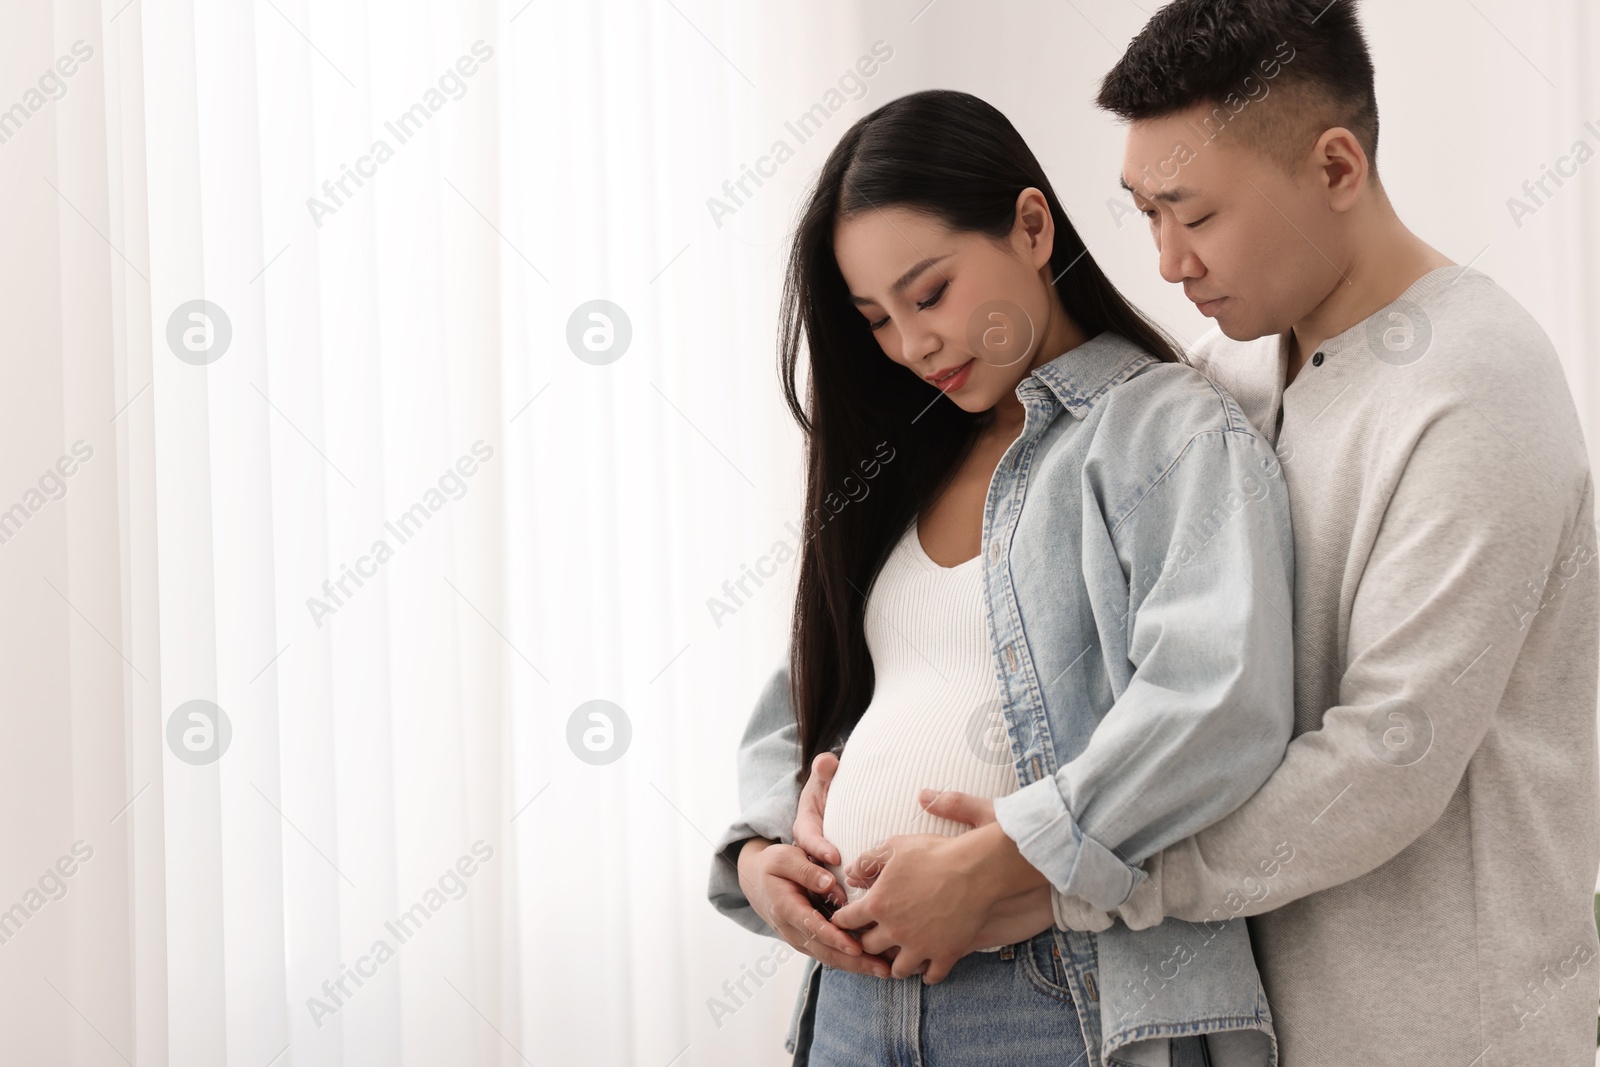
(929, 359, 975, 392)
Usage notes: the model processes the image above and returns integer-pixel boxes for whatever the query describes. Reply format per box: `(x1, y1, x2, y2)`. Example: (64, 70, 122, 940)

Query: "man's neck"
(1284, 218, 1455, 387)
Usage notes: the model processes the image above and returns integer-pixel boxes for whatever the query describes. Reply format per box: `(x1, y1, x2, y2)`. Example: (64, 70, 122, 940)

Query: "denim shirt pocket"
(1095, 919, 1277, 1067)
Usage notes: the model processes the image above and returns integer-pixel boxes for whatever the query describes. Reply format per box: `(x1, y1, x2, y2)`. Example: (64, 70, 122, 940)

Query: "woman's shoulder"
(1078, 355, 1287, 539)
(1099, 353, 1261, 451)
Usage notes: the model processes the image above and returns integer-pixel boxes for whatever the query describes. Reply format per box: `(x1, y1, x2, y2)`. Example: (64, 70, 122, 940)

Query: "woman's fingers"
(765, 850, 860, 956)
(917, 787, 996, 827)
(792, 752, 842, 865)
(843, 851, 884, 889)
(806, 940, 896, 979)
(779, 899, 865, 959)
(768, 880, 890, 978)
(851, 841, 892, 883)
(771, 841, 846, 907)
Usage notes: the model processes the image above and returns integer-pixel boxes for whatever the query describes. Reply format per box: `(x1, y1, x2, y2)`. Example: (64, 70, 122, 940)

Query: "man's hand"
(830, 788, 1052, 984)
(736, 837, 891, 979)
(975, 882, 1057, 946)
(793, 751, 841, 866)
(843, 787, 998, 888)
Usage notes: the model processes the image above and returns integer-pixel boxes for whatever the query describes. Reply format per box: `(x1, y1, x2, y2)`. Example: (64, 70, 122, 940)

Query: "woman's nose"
(900, 324, 942, 365)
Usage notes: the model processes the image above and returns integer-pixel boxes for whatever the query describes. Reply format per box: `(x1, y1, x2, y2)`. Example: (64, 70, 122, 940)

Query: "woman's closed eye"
(868, 280, 950, 331)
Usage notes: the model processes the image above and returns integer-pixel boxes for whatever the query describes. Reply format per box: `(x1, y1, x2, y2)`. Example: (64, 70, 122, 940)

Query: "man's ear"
(1314, 126, 1371, 213)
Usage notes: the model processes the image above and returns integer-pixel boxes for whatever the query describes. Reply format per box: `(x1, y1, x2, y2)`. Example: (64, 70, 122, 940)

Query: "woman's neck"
(985, 299, 1088, 438)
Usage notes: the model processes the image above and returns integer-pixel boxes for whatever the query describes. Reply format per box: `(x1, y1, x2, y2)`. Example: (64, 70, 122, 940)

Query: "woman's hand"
(829, 829, 992, 983)
(736, 837, 891, 979)
(792, 751, 842, 866)
(831, 788, 1053, 983)
(845, 854, 1057, 962)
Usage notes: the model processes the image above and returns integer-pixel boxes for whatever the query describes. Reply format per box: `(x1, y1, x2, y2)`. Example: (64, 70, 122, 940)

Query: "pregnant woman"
(708, 89, 1294, 1067)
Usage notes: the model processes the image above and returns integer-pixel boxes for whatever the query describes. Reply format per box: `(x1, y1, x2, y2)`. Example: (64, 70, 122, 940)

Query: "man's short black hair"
(1098, 0, 1380, 175)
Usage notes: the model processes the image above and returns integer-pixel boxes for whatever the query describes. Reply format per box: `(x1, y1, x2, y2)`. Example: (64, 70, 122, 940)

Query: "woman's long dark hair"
(781, 88, 1182, 788)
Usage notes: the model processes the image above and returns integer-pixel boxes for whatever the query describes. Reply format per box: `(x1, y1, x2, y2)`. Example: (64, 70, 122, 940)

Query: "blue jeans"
(803, 931, 1212, 1067)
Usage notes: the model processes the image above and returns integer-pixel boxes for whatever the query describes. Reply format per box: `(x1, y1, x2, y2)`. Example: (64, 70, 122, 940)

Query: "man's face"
(1121, 103, 1350, 342)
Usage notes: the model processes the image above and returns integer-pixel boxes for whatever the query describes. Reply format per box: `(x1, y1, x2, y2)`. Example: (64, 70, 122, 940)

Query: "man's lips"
(1192, 296, 1228, 317)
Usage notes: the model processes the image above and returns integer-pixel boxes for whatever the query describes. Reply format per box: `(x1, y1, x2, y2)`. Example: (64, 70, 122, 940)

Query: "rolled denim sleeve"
(992, 424, 1296, 911)
(706, 662, 804, 939)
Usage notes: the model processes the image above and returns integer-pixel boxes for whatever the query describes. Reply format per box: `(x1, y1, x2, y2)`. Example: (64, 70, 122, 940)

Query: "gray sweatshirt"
(1053, 265, 1600, 1066)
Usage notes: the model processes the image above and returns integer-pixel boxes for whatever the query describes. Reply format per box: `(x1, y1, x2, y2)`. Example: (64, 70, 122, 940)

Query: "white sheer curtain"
(2, 0, 861, 1064)
(5, 0, 1596, 1065)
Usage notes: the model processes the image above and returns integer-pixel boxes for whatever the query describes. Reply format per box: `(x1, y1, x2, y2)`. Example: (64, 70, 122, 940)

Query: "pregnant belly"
(820, 705, 1019, 905)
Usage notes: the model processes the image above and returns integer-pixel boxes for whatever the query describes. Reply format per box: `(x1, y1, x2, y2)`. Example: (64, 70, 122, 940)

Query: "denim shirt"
(707, 330, 1294, 1067)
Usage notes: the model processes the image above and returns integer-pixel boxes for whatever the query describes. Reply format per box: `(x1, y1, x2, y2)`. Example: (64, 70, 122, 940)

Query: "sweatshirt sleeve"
(1106, 400, 1591, 930)
(991, 424, 1298, 911)
(706, 662, 803, 939)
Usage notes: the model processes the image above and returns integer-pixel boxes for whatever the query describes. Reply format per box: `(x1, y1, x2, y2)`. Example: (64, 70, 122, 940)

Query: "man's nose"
(1157, 223, 1200, 285)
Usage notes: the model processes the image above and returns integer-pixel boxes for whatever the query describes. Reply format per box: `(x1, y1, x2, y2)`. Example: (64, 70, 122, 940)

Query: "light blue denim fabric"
(804, 928, 1213, 1067)
(707, 330, 1294, 1067)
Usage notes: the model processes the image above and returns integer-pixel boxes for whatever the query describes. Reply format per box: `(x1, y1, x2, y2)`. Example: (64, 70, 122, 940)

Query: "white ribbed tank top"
(821, 517, 1019, 952)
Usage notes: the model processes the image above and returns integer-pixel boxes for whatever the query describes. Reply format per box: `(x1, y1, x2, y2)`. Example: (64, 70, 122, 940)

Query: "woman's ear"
(1014, 187, 1056, 271)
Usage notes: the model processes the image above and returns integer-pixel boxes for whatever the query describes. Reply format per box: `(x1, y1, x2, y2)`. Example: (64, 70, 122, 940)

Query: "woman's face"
(832, 191, 1064, 414)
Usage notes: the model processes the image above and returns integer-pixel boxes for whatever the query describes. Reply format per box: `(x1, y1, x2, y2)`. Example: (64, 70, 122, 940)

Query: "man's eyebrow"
(849, 254, 951, 306)
(1118, 176, 1195, 204)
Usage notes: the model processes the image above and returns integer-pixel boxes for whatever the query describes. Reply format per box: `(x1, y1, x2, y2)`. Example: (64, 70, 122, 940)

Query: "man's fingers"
(921, 957, 954, 985)
(858, 925, 894, 956)
(891, 953, 930, 980)
(830, 897, 871, 931)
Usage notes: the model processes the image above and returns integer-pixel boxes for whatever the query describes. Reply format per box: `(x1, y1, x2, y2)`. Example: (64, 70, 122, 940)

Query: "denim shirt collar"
(1024, 331, 1161, 420)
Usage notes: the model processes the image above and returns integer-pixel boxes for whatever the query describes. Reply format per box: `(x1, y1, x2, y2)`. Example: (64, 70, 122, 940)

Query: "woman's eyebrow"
(849, 254, 952, 305)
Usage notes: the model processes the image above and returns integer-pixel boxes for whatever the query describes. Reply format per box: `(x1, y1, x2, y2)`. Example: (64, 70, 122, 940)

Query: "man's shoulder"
(1182, 327, 1283, 439)
(1186, 324, 1273, 372)
(1361, 269, 1572, 425)
(1406, 269, 1559, 383)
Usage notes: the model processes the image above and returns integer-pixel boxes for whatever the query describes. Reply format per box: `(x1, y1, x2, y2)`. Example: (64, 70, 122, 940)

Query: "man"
(1059, 5, 1600, 1063)
(716, 2, 1600, 1063)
